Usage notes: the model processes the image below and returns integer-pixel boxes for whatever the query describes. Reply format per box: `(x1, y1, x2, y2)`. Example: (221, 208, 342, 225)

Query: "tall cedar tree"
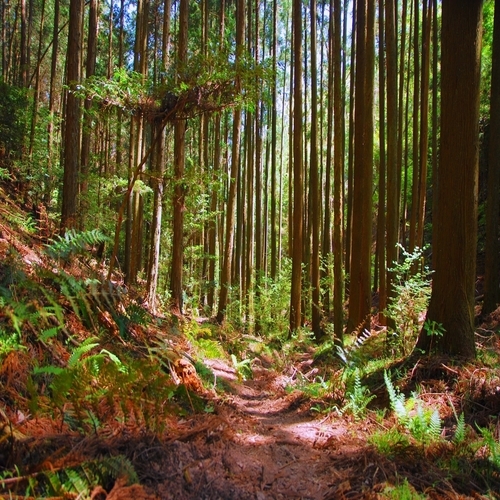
(347, 0, 374, 334)
(170, 0, 188, 314)
(61, 0, 83, 231)
(415, 0, 482, 358)
(217, 0, 245, 324)
(289, 0, 304, 333)
(483, 0, 500, 315)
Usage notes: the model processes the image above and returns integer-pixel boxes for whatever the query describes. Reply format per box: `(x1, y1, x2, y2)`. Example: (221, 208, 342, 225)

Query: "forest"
(0, 0, 500, 497)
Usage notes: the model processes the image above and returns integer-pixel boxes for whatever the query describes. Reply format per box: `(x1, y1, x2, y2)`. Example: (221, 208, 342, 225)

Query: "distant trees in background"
(0, 0, 497, 358)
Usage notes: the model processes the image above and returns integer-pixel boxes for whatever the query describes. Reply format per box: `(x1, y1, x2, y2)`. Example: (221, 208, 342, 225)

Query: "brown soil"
(65, 358, 494, 500)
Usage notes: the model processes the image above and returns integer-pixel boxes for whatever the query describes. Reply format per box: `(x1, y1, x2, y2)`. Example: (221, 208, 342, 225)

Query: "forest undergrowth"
(0, 184, 500, 499)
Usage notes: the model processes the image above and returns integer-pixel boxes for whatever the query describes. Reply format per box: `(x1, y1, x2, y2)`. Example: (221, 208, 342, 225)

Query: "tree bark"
(310, 0, 322, 339)
(347, 0, 374, 334)
(289, 0, 303, 334)
(415, 0, 482, 358)
(61, 0, 83, 232)
(483, 0, 500, 315)
(216, 0, 245, 324)
(170, 0, 189, 314)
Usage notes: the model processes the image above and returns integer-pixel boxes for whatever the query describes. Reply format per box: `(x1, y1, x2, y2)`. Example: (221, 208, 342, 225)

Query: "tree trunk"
(376, 0, 386, 319)
(483, 0, 500, 315)
(146, 0, 171, 313)
(347, 0, 374, 334)
(384, 0, 399, 330)
(80, 0, 99, 227)
(217, 0, 245, 324)
(310, 0, 322, 339)
(289, 0, 303, 334)
(170, 0, 188, 315)
(415, 0, 482, 359)
(333, 0, 344, 341)
(61, 0, 83, 232)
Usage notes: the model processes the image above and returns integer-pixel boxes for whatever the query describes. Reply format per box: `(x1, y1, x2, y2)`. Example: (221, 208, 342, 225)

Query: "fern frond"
(33, 365, 65, 376)
(453, 413, 466, 444)
(478, 426, 500, 467)
(40, 455, 139, 497)
(45, 228, 110, 260)
(68, 337, 99, 368)
(429, 408, 442, 440)
(384, 370, 407, 421)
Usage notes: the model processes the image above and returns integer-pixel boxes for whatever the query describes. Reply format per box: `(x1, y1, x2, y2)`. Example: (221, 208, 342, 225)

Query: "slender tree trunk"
(347, 0, 374, 334)
(333, 0, 344, 341)
(217, 0, 245, 324)
(385, 0, 399, 329)
(322, 0, 334, 318)
(80, 0, 99, 228)
(146, 0, 172, 312)
(310, 0, 322, 339)
(270, 0, 278, 280)
(61, 0, 83, 232)
(415, 0, 431, 250)
(345, 0, 356, 280)
(28, 0, 45, 161)
(170, 0, 188, 315)
(19, 0, 27, 86)
(46, 0, 60, 204)
(376, 0, 386, 318)
(408, 0, 420, 253)
(289, 0, 304, 334)
(397, 0, 407, 248)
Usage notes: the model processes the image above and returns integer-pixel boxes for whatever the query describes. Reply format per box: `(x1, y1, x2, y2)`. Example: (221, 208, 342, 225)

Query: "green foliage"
(384, 370, 408, 421)
(368, 428, 410, 458)
(343, 368, 376, 420)
(385, 245, 432, 356)
(75, 48, 272, 120)
(45, 228, 110, 261)
(293, 374, 331, 399)
(453, 412, 467, 445)
(384, 371, 442, 445)
(230, 354, 253, 381)
(478, 426, 500, 469)
(336, 329, 372, 367)
(242, 259, 292, 338)
(1, 455, 138, 498)
(0, 82, 28, 160)
(380, 479, 426, 500)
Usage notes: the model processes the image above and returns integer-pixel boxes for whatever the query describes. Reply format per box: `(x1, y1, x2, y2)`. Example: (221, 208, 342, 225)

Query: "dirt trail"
(141, 361, 372, 500)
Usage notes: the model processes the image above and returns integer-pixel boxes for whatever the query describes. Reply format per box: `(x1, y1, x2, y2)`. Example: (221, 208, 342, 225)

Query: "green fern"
(34, 455, 139, 497)
(45, 228, 110, 261)
(478, 426, 500, 468)
(453, 412, 466, 444)
(343, 368, 376, 420)
(428, 408, 442, 441)
(384, 370, 408, 421)
(68, 337, 100, 367)
(337, 329, 371, 367)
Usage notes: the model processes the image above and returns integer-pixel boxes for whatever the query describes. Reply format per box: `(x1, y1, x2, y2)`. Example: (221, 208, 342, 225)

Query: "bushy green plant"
(385, 245, 432, 356)
(253, 259, 292, 337)
(45, 228, 110, 261)
(384, 370, 443, 445)
(343, 368, 376, 420)
(0, 82, 28, 160)
(369, 428, 410, 458)
(0, 455, 138, 498)
(478, 426, 500, 469)
(380, 479, 426, 499)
